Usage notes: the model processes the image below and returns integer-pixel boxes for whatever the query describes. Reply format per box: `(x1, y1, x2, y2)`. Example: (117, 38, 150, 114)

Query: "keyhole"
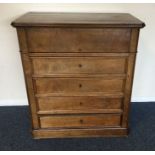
(79, 84, 82, 88)
(80, 119, 83, 123)
(80, 102, 83, 105)
(78, 64, 82, 68)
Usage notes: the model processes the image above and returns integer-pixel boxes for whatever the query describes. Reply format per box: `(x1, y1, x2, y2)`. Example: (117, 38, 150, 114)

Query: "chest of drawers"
(12, 12, 145, 138)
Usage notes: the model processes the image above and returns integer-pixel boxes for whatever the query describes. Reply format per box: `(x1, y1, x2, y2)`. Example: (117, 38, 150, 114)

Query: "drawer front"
(39, 114, 121, 128)
(37, 97, 122, 112)
(32, 57, 126, 75)
(34, 78, 124, 94)
(27, 28, 130, 53)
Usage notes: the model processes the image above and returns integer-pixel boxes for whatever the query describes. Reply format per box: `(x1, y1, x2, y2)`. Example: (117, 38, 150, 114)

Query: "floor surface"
(0, 102, 154, 150)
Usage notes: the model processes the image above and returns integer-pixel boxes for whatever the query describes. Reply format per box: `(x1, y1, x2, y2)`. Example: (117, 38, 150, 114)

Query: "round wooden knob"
(78, 64, 82, 68)
(79, 102, 83, 105)
(80, 119, 83, 123)
(79, 84, 82, 88)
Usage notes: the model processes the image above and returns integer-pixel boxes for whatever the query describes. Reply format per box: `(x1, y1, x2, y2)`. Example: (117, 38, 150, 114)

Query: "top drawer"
(26, 28, 131, 53)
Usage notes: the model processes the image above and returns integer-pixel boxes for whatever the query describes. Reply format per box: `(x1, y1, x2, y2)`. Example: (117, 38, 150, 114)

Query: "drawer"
(39, 114, 121, 128)
(34, 78, 124, 94)
(27, 28, 131, 53)
(32, 57, 127, 75)
(37, 97, 122, 114)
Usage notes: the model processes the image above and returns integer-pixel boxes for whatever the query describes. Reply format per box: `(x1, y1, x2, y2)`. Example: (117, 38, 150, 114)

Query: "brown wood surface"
(17, 28, 28, 53)
(33, 128, 128, 139)
(122, 29, 140, 128)
(29, 52, 130, 57)
(20, 54, 39, 129)
(37, 109, 123, 115)
(35, 92, 124, 98)
(11, 12, 145, 28)
(34, 77, 124, 94)
(12, 12, 145, 138)
(39, 114, 121, 128)
(32, 57, 127, 75)
(27, 28, 130, 53)
(37, 96, 123, 113)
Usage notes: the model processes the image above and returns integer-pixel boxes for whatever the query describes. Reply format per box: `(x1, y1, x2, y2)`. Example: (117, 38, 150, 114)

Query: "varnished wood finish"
(17, 28, 28, 53)
(35, 92, 124, 98)
(33, 128, 128, 139)
(29, 52, 130, 57)
(34, 77, 124, 94)
(39, 114, 121, 128)
(12, 12, 145, 138)
(122, 53, 136, 128)
(12, 12, 145, 28)
(122, 28, 140, 128)
(27, 28, 130, 53)
(37, 97, 122, 114)
(20, 54, 39, 129)
(32, 57, 127, 75)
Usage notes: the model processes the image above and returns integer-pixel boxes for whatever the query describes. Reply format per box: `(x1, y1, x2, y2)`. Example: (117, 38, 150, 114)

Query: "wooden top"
(11, 12, 145, 28)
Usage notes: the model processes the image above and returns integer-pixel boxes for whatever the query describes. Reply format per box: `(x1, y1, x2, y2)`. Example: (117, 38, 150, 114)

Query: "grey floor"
(0, 102, 154, 150)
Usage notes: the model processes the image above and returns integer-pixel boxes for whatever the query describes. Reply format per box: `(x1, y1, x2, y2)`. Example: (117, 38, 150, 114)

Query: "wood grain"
(17, 28, 28, 53)
(33, 128, 128, 138)
(12, 12, 145, 138)
(37, 96, 123, 113)
(12, 12, 145, 28)
(26, 28, 131, 53)
(34, 77, 125, 94)
(122, 28, 140, 128)
(39, 114, 121, 128)
(21, 54, 39, 129)
(32, 57, 127, 75)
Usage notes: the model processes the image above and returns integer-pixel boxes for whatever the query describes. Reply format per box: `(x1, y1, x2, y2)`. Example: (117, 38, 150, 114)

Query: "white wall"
(0, 3, 155, 106)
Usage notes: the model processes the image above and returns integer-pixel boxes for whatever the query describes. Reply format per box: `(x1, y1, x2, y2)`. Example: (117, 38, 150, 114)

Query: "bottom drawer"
(39, 114, 121, 129)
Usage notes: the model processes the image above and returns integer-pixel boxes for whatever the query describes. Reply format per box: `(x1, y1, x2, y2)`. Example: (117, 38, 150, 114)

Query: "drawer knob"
(79, 102, 83, 105)
(80, 119, 84, 124)
(78, 64, 82, 68)
(79, 84, 82, 88)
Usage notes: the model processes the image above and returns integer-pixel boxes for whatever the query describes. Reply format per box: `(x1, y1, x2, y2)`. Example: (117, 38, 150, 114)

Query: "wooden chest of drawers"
(12, 12, 145, 138)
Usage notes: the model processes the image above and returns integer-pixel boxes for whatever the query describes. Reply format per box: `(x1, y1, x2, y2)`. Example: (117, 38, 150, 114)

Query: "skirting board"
(131, 97, 155, 102)
(0, 98, 155, 106)
(0, 100, 28, 106)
